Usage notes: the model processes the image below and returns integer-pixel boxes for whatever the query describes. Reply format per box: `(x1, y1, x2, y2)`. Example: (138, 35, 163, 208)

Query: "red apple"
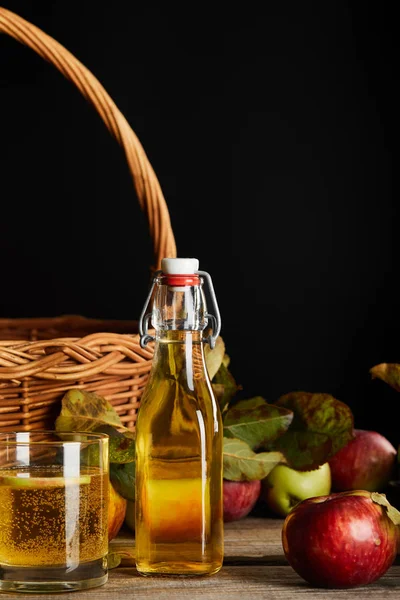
(223, 479, 261, 522)
(282, 490, 399, 588)
(108, 481, 127, 541)
(328, 429, 396, 492)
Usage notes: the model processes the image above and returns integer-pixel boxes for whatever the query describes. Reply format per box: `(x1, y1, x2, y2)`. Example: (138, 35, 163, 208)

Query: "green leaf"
(108, 435, 135, 464)
(223, 437, 284, 481)
(370, 363, 400, 392)
(204, 336, 225, 380)
(223, 396, 293, 450)
(212, 362, 240, 414)
(274, 431, 332, 470)
(73, 426, 135, 466)
(275, 391, 354, 470)
(55, 389, 125, 433)
(98, 427, 135, 464)
(110, 462, 135, 501)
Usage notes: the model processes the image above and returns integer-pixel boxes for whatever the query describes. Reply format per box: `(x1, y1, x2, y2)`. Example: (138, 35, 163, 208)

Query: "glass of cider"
(0, 431, 109, 593)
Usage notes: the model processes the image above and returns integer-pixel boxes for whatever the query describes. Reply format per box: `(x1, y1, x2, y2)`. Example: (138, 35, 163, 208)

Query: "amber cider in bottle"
(135, 258, 223, 576)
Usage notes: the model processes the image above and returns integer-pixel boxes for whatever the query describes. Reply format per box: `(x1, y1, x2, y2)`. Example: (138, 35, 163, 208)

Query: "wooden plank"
(2, 518, 398, 598)
(104, 565, 400, 599)
(224, 516, 284, 561)
(0, 566, 399, 600)
(111, 517, 400, 567)
(111, 517, 285, 565)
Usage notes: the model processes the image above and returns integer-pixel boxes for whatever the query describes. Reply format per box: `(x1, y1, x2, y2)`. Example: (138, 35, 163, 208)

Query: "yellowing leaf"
(222, 354, 231, 368)
(108, 548, 136, 567)
(204, 336, 225, 380)
(107, 552, 122, 569)
(55, 389, 124, 433)
(212, 362, 240, 413)
(371, 492, 400, 526)
(370, 363, 400, 392)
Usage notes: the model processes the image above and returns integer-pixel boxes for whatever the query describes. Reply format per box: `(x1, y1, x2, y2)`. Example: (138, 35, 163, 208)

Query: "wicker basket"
(0, 8, 177, 432)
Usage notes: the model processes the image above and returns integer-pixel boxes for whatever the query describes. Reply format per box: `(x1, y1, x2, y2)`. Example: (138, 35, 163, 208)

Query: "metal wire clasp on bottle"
(139, 270, 221, 349)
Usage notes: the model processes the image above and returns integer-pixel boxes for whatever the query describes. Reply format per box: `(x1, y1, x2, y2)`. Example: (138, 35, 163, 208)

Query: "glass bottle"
(135, 258, 224, 576)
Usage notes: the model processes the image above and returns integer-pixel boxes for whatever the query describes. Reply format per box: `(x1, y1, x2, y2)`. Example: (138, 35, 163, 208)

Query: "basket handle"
(0, 7, 177, 271)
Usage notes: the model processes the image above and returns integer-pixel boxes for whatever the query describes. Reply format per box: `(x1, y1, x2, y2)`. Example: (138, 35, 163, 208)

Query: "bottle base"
(136, 561, 223, 577)
(0, 557, 108, 593)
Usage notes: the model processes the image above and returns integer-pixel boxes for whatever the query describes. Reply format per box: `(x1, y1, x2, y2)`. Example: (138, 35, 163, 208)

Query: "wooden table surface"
(1, 517, 399, 599)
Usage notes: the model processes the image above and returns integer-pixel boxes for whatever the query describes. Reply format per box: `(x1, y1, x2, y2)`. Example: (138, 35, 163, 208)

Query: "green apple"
(260, 462, 331, 517)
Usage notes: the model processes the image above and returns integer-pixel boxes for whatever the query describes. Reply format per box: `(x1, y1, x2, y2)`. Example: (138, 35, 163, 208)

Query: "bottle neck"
(151, 279, 208, 333)
(155, 330, 203, 343)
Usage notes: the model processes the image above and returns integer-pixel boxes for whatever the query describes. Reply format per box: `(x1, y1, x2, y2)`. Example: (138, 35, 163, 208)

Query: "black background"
(0, 3, 398, 444)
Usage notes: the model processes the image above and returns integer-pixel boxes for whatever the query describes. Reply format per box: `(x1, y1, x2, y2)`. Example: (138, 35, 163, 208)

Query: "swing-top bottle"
(135, 257, 224, 576)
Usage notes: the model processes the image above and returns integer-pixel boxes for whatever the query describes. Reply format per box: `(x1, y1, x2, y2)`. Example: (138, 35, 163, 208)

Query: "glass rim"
(0, 430, 109, 446)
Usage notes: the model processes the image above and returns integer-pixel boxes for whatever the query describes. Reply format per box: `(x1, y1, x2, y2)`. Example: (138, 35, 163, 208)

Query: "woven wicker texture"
(0, 8, 177, 431)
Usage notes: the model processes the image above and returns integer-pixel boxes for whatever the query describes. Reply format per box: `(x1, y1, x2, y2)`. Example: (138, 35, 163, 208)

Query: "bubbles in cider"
(0, 465, 108, 568)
